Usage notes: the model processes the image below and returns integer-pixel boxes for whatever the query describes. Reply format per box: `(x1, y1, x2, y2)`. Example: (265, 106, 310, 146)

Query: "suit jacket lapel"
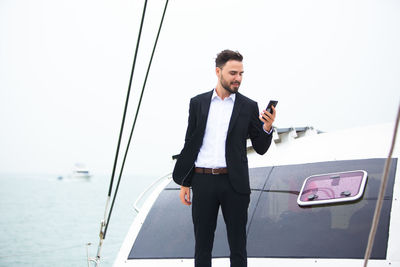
(228, 93, 244, 135)
(199, 90, 213, 131)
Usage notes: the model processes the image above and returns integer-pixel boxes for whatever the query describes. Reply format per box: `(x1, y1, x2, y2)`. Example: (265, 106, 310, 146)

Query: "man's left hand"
(259, 105, 276, 132)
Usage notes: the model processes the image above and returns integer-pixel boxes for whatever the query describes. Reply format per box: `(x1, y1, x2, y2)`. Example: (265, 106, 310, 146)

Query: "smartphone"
(266, 100, 278, 115)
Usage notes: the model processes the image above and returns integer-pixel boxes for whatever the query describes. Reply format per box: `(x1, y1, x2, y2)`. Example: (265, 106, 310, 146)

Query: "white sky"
(0, 0, 399, 177)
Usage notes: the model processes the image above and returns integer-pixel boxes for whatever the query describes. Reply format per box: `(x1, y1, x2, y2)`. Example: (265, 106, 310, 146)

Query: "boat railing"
(134, 172, 172, 213)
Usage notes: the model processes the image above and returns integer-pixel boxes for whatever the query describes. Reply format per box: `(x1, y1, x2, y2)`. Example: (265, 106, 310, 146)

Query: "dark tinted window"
(247, 158, 396, 259)
(129, 159, 397, 259)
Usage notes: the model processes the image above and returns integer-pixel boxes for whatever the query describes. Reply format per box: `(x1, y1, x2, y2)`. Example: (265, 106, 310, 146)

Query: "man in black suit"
(173, 50, 275, 267)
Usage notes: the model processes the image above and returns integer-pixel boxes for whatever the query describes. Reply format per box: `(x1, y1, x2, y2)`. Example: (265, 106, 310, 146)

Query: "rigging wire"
(105, 0, 148, 215)
(103, 0, 169, 239)
(363, 102, 400, 267)
(88, 1, 170, 265)
(90, 2, 150, 265)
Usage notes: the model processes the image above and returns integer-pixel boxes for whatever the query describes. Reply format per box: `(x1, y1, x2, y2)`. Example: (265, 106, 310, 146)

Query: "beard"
(220, 76, 240, 94)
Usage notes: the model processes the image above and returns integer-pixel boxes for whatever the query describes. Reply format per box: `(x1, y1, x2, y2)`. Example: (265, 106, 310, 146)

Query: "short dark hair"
(215, 50, 243, 68)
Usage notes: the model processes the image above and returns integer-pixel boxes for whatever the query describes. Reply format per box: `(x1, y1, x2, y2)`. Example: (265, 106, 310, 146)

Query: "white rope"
(363, 102, 400, 267)
(0, 244, 86, 258)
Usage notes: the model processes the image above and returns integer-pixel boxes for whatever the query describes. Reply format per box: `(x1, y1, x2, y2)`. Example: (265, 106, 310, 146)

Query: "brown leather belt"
(194, 167, 228, 175)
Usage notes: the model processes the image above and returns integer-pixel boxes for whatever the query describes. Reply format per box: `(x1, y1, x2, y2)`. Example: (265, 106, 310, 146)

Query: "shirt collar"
(212, 89, 236, 102)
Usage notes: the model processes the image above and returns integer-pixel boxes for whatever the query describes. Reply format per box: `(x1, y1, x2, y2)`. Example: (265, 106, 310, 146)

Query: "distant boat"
(70, 163, 92, 178)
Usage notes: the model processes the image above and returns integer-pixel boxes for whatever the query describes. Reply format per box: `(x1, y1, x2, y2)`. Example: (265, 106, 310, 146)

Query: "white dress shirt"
(195, 90, 235, 168)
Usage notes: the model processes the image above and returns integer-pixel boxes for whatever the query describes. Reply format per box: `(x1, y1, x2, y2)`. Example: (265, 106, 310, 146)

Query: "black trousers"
(191, 173, 250, 267)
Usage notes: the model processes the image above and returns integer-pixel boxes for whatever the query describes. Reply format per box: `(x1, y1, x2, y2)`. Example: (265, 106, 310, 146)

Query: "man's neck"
(215, 86, 231, 100)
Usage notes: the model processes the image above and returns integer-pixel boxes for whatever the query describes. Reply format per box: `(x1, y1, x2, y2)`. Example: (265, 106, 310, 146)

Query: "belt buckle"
(211, 168, 218, 175)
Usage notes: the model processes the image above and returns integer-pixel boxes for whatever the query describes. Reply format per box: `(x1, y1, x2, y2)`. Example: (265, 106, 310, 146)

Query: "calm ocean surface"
(0, 172, 159, 267)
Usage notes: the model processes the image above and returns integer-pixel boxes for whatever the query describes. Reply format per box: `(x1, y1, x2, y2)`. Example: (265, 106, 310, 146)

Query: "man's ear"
(216, 67, 221, 76)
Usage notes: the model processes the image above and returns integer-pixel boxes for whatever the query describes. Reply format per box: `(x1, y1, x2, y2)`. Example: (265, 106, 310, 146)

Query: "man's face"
(217, 60, 244, 94)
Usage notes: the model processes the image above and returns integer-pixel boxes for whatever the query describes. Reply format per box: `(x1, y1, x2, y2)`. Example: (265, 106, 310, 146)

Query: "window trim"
(297, 170, 368, 206)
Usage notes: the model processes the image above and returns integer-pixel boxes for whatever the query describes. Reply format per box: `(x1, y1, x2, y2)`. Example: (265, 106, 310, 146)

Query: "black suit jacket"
(172, 90, 272, 194)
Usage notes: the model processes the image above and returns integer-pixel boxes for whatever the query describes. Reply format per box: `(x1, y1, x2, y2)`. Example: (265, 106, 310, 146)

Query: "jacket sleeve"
(248, 102, 272, 155)
(184, 98, 197, 143)
(172, 98, 197, 187)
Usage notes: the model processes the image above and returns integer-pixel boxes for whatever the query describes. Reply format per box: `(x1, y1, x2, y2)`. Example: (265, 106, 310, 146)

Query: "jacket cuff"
(263, 126, 273, 135)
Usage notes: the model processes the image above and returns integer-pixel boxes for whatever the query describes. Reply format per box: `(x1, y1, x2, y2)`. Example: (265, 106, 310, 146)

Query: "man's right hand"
(180, 186, 192, 205)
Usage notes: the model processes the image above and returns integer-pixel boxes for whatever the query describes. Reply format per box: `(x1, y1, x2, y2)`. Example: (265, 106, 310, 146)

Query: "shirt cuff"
(263, 127, 273, 135)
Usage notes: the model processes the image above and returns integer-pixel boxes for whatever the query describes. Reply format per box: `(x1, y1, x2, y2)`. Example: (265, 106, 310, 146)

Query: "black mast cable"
(103, 0, 170, 239)
(106, 0, 148, 199)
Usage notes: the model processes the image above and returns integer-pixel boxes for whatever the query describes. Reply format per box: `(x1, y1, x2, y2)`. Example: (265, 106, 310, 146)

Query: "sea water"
(0, 172, 157, 267)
